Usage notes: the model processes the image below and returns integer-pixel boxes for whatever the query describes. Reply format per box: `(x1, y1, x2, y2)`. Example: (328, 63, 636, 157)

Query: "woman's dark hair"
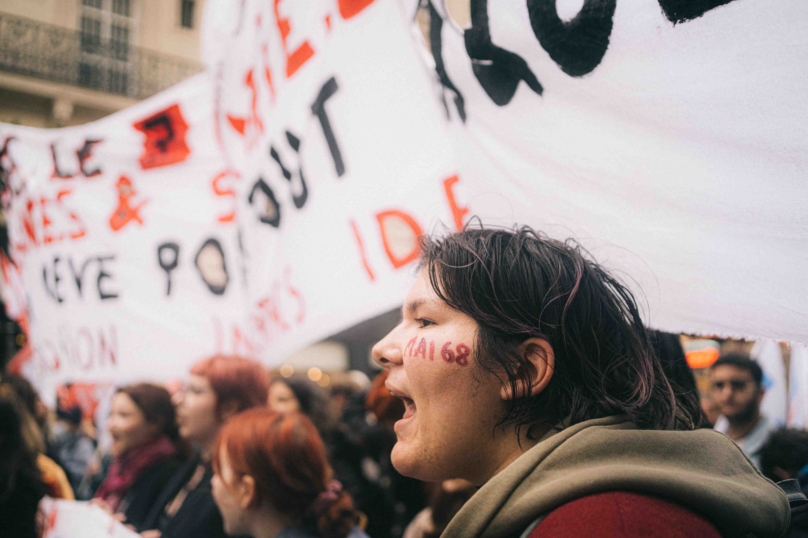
(711, 353, 763, 387)
(276, 375, 335, 435)
(0, 385, 45, 538)
(421, 226, 697, 438)
(117, 383, 189, 454)
(760, 428, 808, 483)
(648, 330, 704, 429)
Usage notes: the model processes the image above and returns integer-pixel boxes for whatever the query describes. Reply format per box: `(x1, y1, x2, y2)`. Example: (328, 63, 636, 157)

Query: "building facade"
(0, 0, 204, 127)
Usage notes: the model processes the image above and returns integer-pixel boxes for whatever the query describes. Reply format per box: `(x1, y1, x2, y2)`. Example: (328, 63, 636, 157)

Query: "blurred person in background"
(269, 374, 369, 517)
(268, 375, 334, 434)
(330, 376, 364, 421)
(212, 408, 369, 538)
(1, 373, 74, 500)
(93, 383, 189, 530)
(0, 384, 46, 538)
(2, 373, 53, 451)
(700, 392, 721, 428)
(53, 405, 95, 492)
(760, 428, 808, 486)
(711, 353, 774, 468)
(138, 355, 269, 538)
(402, 479, 475, 538)
(760, 429, 808, 537)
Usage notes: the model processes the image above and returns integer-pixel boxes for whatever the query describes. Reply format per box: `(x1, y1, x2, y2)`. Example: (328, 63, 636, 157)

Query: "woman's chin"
(391, 443, 431, 481)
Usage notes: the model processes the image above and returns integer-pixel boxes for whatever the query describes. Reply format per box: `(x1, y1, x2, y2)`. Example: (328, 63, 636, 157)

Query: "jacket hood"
(442, 416, 789, 538)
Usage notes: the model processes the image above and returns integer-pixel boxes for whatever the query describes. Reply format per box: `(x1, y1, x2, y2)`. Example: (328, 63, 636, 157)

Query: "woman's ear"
(500, 338, 555, 400)
(238, 474, 257, 509)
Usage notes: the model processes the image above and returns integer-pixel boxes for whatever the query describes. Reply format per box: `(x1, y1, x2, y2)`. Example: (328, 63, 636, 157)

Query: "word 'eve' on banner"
(0, 74, 248, 401)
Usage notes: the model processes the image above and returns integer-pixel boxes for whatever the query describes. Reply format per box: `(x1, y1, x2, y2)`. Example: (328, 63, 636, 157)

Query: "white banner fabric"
(202, 0, 458, 360)
(40, 498, 139, 538)
(427, 0, 808, 342)
(1, 0, 460, 391)
(0, 75, 246, 400)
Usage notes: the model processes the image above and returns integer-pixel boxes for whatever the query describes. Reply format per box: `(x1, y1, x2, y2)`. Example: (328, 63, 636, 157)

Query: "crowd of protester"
(0, 227, 806, 537)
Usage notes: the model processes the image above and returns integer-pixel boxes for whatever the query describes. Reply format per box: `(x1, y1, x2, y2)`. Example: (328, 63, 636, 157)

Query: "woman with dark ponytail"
(212, 408, 369, 538)
(94, 382, 188, 530)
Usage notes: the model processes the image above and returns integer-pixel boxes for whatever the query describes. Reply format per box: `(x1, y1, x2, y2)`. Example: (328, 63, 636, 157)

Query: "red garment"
(530, 492, 722, 538)
(94, 436, 177, 511)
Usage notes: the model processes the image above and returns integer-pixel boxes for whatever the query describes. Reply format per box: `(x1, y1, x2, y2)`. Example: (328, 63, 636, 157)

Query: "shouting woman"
(372, 227, 789, 538)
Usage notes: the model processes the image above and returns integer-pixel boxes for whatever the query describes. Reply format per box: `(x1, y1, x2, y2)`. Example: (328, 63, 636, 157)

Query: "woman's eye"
(415, 318, 435, 328)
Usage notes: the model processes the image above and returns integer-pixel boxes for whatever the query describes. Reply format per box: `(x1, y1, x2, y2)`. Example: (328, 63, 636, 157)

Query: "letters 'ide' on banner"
(1, 0, 807, 397)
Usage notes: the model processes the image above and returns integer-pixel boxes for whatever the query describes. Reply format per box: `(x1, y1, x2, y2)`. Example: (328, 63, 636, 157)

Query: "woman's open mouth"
(387, 385, 417, 431)
(401, 396, 416, 420)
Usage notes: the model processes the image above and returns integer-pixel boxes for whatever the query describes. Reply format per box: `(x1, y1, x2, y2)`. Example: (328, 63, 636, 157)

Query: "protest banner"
(0, 74, 247, 401)
(202, 0, 459, 360)
(426, 0, 808, 343)
(1, 0, 460, 392)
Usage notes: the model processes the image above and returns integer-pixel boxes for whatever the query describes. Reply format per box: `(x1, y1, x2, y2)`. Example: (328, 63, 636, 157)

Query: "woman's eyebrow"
(404, 299, 426, 316)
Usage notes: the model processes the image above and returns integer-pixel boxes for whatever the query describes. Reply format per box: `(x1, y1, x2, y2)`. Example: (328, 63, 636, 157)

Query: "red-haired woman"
(138, 355, 270, 538)
(93, 383, 188, 530)
(211, 409, 369, 538)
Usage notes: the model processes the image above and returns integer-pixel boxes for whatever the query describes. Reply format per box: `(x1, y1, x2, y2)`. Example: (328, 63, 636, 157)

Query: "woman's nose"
(372, 327, 404, 369)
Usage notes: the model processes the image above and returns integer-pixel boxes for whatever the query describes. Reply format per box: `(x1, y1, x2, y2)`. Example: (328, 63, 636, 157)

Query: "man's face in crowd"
(372, 271, 506, 485)
(711, 364, 763, 422)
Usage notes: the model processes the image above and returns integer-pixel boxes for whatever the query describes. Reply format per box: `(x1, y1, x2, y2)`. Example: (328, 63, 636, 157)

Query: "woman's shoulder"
(129, 455, 187, 496)
(529, 491, 722, 538)
(37, 454, 74, 500)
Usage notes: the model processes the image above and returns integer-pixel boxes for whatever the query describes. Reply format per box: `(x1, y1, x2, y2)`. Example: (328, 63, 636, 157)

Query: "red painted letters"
(274, 0, 315, 78)
(338, 0, 375, 20)
(405, 338, 471, 367)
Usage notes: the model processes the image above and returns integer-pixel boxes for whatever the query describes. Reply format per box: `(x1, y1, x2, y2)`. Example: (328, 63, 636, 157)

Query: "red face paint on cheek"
(455, 344, 471, 366)
(437, 341, 471, 366)
(404, 336, 417, 357)
(441, 342, 455, 363)
(429, 341, 435, 361)
(415, 338, 427, 359)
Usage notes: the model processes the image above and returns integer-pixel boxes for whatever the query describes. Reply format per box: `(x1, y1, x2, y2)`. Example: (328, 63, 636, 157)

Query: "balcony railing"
(0, 12, 203, 100)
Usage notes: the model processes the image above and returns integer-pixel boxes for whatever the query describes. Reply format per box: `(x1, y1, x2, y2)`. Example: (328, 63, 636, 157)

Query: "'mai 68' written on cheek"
(404, 337, 471, 367)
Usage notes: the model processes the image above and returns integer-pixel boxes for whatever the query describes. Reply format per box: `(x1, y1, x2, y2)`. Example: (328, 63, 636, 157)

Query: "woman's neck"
(197, 434, 218, 463)
(248, 507, 294, 538)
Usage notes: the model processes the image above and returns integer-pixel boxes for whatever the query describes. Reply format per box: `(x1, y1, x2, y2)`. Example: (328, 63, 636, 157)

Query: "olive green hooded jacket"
(442, 416, 790, 538)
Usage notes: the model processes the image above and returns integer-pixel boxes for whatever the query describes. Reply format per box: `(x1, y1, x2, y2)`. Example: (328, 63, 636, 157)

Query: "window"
(83, 0, 102, 8)
(111, 24, 129, 60)
(112, 0, 130, 17)
(180, 0, 194, 28)
(109, 70, 128, 94)
(80, 16, 102, 52)
(78, 62, 102, 89)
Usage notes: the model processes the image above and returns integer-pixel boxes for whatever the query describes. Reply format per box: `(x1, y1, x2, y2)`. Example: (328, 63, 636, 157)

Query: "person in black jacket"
(139, 355, 270, 538)
(93, 383, 188, 530)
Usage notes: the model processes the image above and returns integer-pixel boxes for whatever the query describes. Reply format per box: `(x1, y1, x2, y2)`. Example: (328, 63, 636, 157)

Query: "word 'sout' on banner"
(424, 0, 808, 342)
(202, 0, 460, 360)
